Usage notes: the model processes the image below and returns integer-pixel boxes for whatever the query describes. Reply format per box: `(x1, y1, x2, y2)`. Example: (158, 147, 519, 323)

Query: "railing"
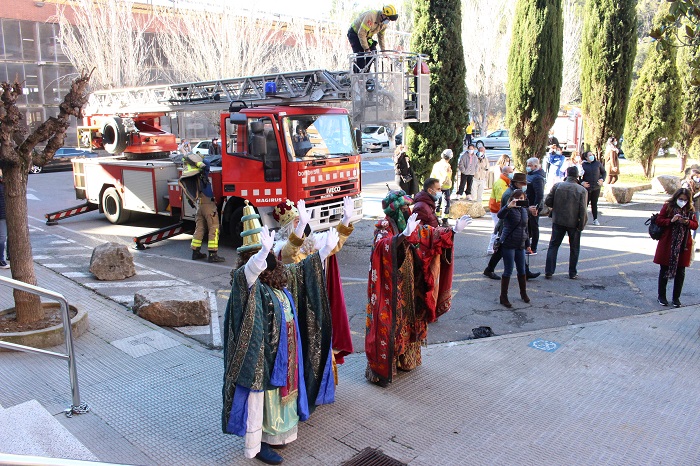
(0, 276, 89, 418)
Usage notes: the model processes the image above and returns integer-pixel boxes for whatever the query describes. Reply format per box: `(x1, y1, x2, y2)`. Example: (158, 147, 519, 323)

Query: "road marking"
(62, 271, 91, 278)
(42, 263, 68, 268)
(618, 271, 642, 294)
(111, 295, 134, 304)
(208, 290, 222, 348)
(84, 280, 185, 289)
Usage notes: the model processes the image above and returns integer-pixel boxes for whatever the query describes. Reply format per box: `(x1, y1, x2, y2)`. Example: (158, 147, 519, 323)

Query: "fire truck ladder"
(85, 69, 354, 115)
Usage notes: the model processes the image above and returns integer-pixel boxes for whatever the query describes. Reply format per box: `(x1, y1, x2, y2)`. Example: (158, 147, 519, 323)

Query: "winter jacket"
(545, 177, 588, 231)
(526, 168, 546, 208)
(653, 203, 698, 267)
(457, 150, 478, 175)
(412, 191, 439, 228)
(0, 182, 5, 220)
(474, 155, 490, 181)
(351, 10, 388, 50)
(580, 160, 606, 191)
(430, 159, 453, 190)
(489, 173, 510, 213)
(497, 205, 529, 249)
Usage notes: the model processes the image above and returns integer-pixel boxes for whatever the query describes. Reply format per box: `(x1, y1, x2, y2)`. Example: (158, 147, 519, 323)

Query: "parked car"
(29, 148, 99, 174)
(361, 125, 390, 148)
(474, 129, 510, 150)
(361, 140, 383, 153)
(394, 127, 403, 145)
(191, 140, 222, 155)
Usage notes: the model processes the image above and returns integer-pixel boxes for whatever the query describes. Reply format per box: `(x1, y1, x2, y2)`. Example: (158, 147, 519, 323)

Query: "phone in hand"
(515, 199, 528, 207)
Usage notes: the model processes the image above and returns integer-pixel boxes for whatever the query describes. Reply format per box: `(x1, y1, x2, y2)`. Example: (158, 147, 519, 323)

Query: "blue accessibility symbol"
(529, 338, 560, 353)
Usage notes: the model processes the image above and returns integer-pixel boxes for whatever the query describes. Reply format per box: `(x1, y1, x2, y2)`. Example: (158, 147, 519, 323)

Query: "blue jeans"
(545, 223, 581, 277)
(0, 219, 6, 262)
(501, 247, 526, 278)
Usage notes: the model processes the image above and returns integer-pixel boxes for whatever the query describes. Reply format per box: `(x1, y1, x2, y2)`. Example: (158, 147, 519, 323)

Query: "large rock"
(604, 184, 651, 204)
(134, 286, 210, 327)
(89, 242, 136, 280)
(652, 175, 681, 194)
(449, 200, 486, 219)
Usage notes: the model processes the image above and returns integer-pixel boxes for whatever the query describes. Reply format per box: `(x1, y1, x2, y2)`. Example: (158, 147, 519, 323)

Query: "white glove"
(313, 231, 326, 251)
(319, 228, 339, 262)
(245, 226, 275, 286)
(294, 200, 312, 238)
(341, 196, 354, 227)
(402, 212, 420, 237)
(454, 215, 473, 233)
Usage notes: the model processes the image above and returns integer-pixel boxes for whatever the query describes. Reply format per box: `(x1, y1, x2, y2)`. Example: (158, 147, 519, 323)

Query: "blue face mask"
(507, 173, 514, 180)
(588, 155, 595, 162)
(522, 185, 527, 192)
(382, 19, 390, 25)
(526, 167, 532, 173)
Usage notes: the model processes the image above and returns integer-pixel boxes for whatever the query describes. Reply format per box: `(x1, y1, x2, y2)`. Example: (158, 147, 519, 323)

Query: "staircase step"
(0, 400, 97, 461)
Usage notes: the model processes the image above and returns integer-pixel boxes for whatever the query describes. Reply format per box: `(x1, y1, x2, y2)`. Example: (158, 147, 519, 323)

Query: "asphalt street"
(23, 159, 698, 353)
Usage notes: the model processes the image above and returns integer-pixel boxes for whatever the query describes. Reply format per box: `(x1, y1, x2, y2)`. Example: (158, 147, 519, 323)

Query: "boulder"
(134, 286, 210, 327)
(652, 175, 681, 194)
(449, 200, 486, 219)
(603, 184, 651, 204)
(89, 242, 136, 280)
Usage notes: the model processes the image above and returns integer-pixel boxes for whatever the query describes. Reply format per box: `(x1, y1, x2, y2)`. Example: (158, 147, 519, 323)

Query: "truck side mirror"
(354, 128, 362, 150)
(229, 113, 247, 125)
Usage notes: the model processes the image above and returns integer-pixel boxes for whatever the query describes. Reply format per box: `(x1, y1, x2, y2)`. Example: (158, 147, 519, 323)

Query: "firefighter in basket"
(347, 4, 399, 72)
(179, 153, 225, 263)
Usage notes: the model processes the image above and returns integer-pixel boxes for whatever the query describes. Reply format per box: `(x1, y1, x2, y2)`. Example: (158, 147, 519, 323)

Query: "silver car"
(474, 129, 510, 150)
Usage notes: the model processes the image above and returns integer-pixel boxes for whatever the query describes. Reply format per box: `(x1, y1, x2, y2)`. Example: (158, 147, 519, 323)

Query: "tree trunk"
(680, 152, 687, 174)
(643, 155, 655, 179)
(4, 165, 42, 323)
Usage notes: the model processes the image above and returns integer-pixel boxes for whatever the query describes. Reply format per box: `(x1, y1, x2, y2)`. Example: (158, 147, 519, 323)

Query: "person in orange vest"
(347, 5, 398, 72)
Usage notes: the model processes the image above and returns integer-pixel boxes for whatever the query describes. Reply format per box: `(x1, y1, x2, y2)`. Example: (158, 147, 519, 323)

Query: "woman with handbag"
(394, 145, 417, 195)
(496, 189, 532, 308)
(654, 188, 697, 307)
(604, 137, 620, 184)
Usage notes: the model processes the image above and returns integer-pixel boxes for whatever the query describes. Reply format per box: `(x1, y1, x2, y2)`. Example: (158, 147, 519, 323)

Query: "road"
(20, 158, 699, 353)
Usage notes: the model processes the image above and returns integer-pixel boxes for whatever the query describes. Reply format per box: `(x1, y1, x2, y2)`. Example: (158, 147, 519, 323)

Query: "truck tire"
(102, 187, 131, 224)
(228, 205, 245, 249)
(102, 117, 129, 154)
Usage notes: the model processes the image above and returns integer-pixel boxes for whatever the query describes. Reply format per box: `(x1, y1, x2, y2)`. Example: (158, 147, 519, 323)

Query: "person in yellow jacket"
(347, 4, 399, 72)
(488, 165, 514, 254)
(430, 149, 454, 222)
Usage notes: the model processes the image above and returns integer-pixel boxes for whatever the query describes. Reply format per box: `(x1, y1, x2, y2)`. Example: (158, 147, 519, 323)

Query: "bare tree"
(155, 7, 286, 82)
(0, 72, 91, 324)
(560, 0, 583, 106)
(462, 0, 515, 136)
(53, 0, 156, 89)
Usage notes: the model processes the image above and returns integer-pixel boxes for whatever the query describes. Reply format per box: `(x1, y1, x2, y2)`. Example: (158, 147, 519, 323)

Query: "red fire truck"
(550, 107, 584, 154)
(46, 53, 430, 249)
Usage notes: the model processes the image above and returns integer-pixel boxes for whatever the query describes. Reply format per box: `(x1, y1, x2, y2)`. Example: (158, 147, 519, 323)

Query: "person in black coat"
(580, 151, 606, 226)
(496, 189, 531, 308)
(526, 157, 546, 254)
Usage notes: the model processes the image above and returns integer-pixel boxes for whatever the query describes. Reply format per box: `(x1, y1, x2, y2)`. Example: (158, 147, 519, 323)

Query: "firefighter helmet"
(382, 4, 398, 21)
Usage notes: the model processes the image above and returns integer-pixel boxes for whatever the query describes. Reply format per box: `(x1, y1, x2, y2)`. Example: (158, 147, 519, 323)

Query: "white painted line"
(43, 263, 68, 268)
(110, 295, 134, 303)
(62, 271, 91, 278)
(33, 255, 50, 260)
(208, 290, 222, 348)
(135, 269, 157, 275)
(34, 246, 86, 252)
(175, 325, 210, 336)
(49, 240, 75, 245)
(84, 280, 184, 289)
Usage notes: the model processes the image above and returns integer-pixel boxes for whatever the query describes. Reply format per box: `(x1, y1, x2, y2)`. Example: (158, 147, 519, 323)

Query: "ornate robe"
(365, 219, 454, 385)
(222, 253, 334, 455)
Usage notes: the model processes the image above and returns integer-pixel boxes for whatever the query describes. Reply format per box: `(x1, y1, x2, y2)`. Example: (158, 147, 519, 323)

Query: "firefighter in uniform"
(179, 153, 225, 263)
(347, 4, 399, 72)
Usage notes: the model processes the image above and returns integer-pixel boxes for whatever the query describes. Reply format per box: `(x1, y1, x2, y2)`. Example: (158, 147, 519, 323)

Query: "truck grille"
(306, 181, 356, 198)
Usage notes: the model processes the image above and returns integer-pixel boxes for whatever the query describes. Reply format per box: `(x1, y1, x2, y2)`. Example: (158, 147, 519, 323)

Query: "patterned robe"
(365, 218, 455, 384)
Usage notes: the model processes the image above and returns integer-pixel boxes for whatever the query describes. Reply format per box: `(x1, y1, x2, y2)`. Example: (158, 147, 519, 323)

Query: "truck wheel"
(102, 187, 131, 224)
(102, 117, 128, 154)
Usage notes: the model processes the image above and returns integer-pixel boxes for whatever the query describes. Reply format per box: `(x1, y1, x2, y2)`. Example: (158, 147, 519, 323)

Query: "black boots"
(658, 272, 669, 306)
(518, 274, 530, 303)
(484, 267, 500, 280)
(191, 249, 206, 260)
(525, 265, 540, 280)
(500, 277, 512, 308)
(208, 251, 225, 263)
(672, 267, 685, 307)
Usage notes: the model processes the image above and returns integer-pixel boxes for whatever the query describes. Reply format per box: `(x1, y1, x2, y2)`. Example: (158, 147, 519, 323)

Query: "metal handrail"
(0, 275, 89, 417)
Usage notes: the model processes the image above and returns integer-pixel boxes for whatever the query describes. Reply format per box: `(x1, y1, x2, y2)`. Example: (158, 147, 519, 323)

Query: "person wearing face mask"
(497, 189, 533, 307)
(487, 165, 514, 254)
(526, 157, 546, 254)
(653, 188, 697, 307)
(347, 5, 399, 72)
(580, 151, 606, 226)
(430, 149, 455, 221)
(413, 178, 444, 227)
(604, 137, 620, 184)
(455, 144, 478, 200)
(545, 145, 566, 193)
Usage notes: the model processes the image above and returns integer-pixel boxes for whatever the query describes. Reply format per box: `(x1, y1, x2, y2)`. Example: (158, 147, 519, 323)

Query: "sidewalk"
(1, 263, 699, 465)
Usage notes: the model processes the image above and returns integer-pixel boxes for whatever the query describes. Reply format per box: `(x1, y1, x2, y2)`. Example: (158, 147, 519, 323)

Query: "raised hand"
(294, 199, 312, 237)
(454, 215, 473, 233)
(342, 196, 354, 226)
(259, 226, 275, 256)
(402, 212, 420, 237)
(319, 228, 340, 262)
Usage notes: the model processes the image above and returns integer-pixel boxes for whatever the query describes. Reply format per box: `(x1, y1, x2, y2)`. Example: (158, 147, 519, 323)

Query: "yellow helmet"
(382, 4, 398, 21)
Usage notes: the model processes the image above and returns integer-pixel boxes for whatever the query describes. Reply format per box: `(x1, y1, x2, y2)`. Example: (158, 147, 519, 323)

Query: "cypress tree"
(580, 0, 637, 157)
(624, 5, 682, 178)
(407, 0, 469, 180)
(676, 29, 700, 172)
(506, 0, 564, 171)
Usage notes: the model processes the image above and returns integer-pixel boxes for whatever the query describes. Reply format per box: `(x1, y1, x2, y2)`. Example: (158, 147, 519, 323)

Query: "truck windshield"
(283, 114, 356, 159)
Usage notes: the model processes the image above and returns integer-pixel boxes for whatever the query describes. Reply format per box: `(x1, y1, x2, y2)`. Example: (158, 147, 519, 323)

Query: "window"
(20, 21, 38, 61)
(283, 114, 355, 159)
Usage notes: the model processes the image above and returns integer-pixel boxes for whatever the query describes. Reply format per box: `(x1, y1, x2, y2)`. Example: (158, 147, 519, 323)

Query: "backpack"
(645, 213, 664, 240)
